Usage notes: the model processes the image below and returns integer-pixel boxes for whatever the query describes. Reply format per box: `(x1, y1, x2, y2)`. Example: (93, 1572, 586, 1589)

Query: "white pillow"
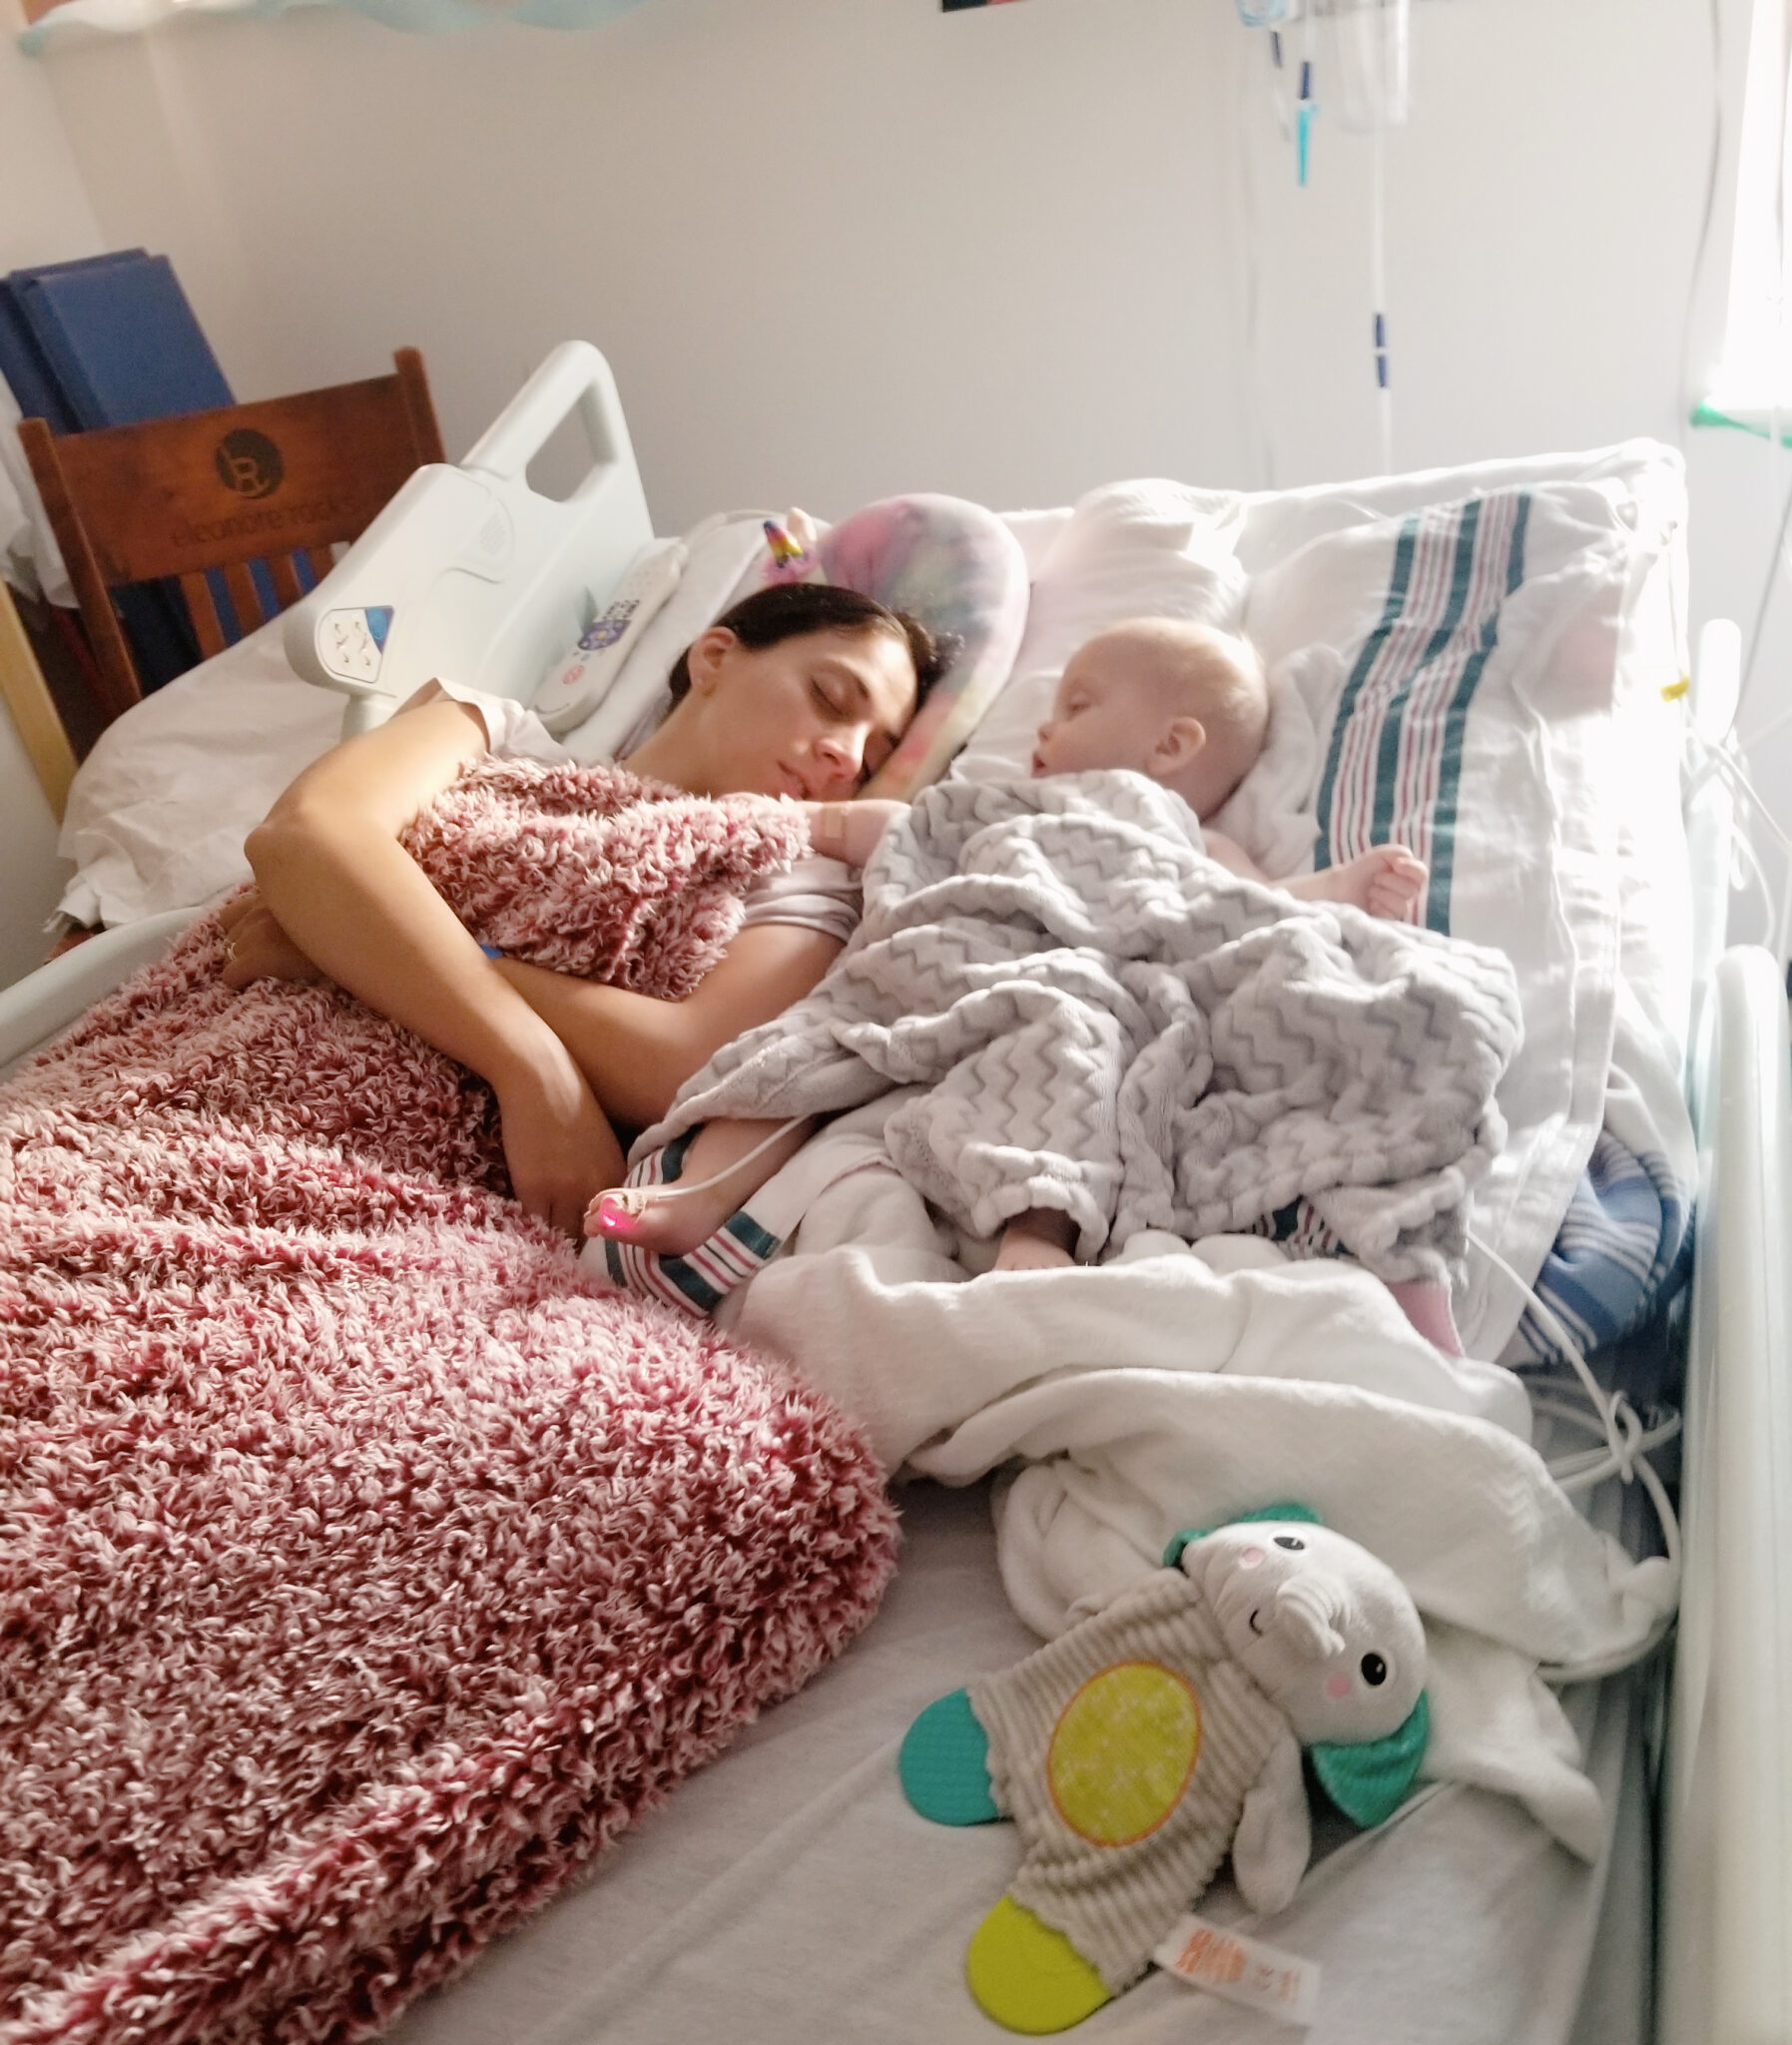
(558, 513, 775, 765)
(1250, 480, 1689, 1358)
(57, 620, 339, 928)
(955, 480, 1247, 782)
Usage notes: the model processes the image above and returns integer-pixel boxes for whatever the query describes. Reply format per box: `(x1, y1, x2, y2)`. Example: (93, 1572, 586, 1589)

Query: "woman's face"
(685, 624, 918, 801)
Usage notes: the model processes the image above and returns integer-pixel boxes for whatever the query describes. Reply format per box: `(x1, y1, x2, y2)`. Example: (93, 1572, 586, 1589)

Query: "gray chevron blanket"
(642, 771, 1524, 1285)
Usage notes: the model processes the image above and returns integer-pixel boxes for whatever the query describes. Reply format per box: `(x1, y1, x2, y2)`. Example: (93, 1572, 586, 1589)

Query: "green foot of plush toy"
(897, 1512, 1431, 2033)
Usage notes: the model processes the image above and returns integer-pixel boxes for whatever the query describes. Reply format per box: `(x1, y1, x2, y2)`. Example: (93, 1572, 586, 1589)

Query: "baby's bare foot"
(1299, 845, 1428, 921)
(990, 1208, 1079, 1274)
(587, 1175, 735, 1258)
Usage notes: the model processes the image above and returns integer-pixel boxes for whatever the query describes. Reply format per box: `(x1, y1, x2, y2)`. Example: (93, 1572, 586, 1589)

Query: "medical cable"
(1685, 734, 1792, 962)
(1526, 1394, 1683, 1497)
(1675, 0, 1727, 464)
(1370, 121, 1393, 473)
(1239, 35, 1279, 489)
(1297, 18, 1316, 187)
(1735, 9, 1792, 722)
(593, 1114, 813, 1229)
(1267, 26, 1293, 142)
(1735, 469, 1792, 722)
(1466, 1227, 1682, 1683)
(1728, 813, 1788, 957)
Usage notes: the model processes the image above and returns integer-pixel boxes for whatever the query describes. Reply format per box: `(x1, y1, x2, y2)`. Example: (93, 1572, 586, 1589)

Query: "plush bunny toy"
(898, 1509, 1430, 2033)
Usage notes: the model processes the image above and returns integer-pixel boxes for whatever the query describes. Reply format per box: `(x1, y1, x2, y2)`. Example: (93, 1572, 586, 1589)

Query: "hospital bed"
(2, 343, 1788, 2045)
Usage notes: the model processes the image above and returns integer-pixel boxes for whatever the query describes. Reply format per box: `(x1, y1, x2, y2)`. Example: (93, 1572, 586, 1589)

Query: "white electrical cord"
(1468, 1228, 1682, 1685)
(1687, 732, 1792, 964)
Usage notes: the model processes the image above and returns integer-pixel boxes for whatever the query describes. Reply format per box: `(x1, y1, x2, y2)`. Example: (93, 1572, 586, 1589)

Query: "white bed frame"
(2, 344, 1787, 2045)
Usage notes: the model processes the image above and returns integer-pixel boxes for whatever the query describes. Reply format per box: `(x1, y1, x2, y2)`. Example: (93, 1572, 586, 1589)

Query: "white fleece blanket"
(706, 1101, 1678, 1862)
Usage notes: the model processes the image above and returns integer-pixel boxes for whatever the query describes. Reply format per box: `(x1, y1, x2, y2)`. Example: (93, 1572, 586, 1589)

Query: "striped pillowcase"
(1293, 488, 1690, 1360)
(1313, 489, 1531, 936)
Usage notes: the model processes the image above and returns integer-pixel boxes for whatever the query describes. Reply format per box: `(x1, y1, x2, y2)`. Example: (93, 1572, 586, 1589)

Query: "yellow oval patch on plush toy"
(896, 1509, 1430, 2033)
(1046, 1662, 1202, 1845)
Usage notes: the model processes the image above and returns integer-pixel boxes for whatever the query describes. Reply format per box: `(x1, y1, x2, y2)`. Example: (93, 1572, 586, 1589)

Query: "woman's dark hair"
(667, 580, 950, 712)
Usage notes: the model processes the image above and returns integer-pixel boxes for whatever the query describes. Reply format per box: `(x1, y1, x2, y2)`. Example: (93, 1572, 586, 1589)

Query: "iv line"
(1467, 1228, 1682, 1685)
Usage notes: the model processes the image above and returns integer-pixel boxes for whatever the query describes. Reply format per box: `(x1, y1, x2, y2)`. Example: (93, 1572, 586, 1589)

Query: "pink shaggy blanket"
(399, 753, 811, 992)
(0, 761, 896, 2044)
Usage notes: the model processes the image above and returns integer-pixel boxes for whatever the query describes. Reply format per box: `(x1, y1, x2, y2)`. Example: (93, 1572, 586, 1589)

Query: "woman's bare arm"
(494, 922, 843, 1129)
(243, 693, 623, 1229)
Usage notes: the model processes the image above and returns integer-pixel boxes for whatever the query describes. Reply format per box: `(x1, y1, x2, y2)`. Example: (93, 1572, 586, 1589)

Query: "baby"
(590, 617, 1426, 1283)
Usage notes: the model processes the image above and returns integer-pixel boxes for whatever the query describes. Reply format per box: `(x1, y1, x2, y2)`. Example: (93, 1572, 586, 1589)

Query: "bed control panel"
(281, 341, 656, 733)
(318, 606, 394, 686)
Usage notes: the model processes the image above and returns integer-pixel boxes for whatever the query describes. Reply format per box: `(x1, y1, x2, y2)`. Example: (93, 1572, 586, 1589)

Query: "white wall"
(34, 0, 1713, 507)
(21, 0, 1792, 882)
(0, 0, 99, 988)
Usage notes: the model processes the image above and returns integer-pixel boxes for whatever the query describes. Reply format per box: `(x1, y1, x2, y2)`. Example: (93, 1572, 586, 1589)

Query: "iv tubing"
(1467, 1227, 1681, 1683)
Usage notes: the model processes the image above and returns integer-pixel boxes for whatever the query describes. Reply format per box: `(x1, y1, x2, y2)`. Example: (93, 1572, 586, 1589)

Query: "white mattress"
(384, 1478, 1646, 2045)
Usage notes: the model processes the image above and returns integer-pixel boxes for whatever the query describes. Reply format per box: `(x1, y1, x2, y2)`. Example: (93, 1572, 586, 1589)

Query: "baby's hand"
(803, 799, 906, 870)
(1279, 843, 1428, 921)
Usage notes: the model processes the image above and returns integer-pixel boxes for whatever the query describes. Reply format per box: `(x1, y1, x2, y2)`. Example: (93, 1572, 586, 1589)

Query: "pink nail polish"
(594, 1195, 638, 1239)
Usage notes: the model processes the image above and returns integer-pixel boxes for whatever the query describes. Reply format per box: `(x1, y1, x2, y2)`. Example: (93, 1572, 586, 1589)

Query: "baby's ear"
(1152, 716, 1207, 776)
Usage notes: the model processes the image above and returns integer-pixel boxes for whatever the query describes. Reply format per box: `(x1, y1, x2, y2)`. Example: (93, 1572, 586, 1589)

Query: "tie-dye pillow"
(756, 494, 1030, 799)
(559, 495, 1030, 798)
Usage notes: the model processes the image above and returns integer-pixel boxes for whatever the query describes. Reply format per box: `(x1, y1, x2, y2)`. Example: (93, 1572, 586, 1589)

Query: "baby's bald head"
(1031, 618, 1268, 818)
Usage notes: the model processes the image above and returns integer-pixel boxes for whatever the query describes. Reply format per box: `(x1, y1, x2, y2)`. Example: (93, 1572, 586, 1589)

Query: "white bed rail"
(282, 341, 654, 735)
(0, 909, 199, 1077)
(1658, 944, 1792, 2045)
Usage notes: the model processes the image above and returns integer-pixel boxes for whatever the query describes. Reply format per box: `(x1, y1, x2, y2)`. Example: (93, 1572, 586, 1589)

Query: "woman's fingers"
(216, 889, 261, 936)
(221, 906, 327, 989)
(494, 1055, 625, 1237)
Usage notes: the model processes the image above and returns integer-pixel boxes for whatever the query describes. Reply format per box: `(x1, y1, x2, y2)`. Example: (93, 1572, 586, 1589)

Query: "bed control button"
(319, 606, 392, 684)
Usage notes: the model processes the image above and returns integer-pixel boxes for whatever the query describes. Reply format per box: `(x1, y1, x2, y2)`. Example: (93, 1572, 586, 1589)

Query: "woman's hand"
(803, 798, 907, 869)
(220, 890, 328, 989)
(492, 1039, 626, 1237)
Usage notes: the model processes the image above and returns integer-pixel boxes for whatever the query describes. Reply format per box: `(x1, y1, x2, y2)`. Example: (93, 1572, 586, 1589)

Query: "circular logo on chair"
(215, 429, 284, 500)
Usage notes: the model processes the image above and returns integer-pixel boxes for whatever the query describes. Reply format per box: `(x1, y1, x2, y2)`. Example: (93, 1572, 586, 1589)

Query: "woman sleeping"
(0, 582, 945, 2040)
(223, 581, 942, 1231)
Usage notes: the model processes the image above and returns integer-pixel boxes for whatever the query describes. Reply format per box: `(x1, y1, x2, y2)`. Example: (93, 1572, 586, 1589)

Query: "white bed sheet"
(32, 425, 1688, 2039)
(383, 1478, 1645, 2045)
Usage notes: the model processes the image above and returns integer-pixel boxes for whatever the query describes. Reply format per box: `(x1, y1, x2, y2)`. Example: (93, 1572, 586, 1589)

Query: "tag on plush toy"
(1153, 1915, 1320, 2027)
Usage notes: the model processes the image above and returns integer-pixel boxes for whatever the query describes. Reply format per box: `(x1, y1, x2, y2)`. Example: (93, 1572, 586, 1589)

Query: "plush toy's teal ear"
(1161, 1501, 1323, 1570)
(1309, 1690, 1431, 1828)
